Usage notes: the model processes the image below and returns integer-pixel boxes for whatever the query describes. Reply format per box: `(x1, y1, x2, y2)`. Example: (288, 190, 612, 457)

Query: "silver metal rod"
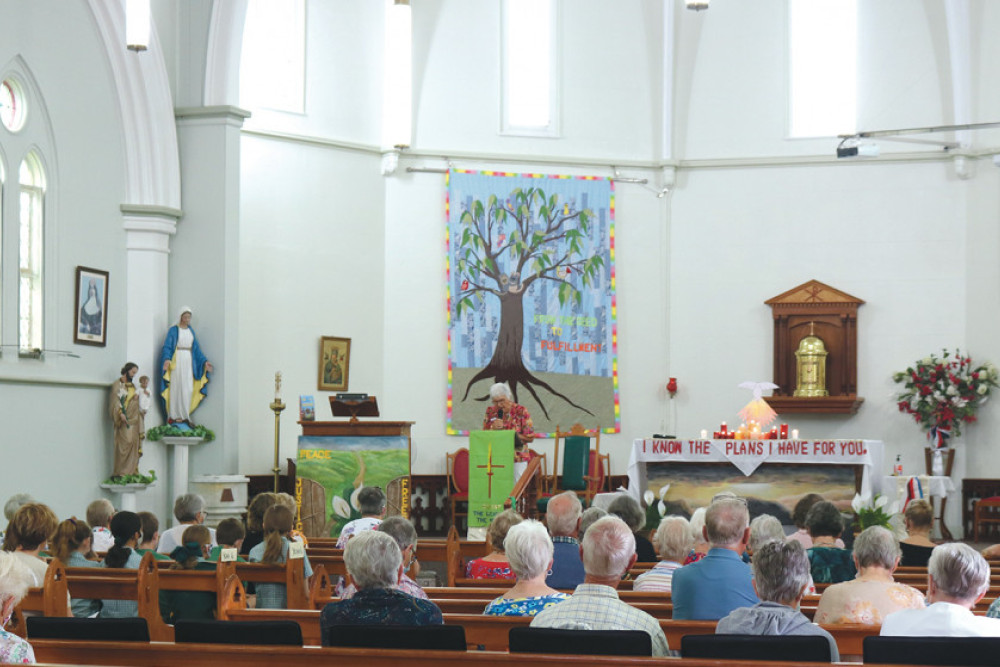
(406, 166, 449, 174)
(406, 165, 647, 184)
(839, 120, 1000, 140)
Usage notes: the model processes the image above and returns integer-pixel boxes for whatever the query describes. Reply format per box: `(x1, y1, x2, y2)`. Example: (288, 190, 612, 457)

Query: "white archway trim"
(86, 0, 181, 209)
(204, 0, 249, 107)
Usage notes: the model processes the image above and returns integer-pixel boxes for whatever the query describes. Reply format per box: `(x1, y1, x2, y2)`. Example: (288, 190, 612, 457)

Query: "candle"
(779, 423, 788, 439)
(792, 429, 799, 439)
(700, 429, 708, 439)
(274, 371, 282, 401)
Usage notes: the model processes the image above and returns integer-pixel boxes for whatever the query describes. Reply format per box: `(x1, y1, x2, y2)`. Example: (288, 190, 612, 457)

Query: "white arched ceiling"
(204, 0, 249, 107)
(86, 0, 180, 209)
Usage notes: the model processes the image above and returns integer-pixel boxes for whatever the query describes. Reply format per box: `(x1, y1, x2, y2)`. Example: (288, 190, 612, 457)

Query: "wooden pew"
(8, 558, 70, 638)
(32, 639, 904, 667)
(222, 606, 878, 656)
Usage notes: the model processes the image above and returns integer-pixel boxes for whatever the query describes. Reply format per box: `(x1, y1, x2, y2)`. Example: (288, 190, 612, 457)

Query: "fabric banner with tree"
(446, 170, 619, 436)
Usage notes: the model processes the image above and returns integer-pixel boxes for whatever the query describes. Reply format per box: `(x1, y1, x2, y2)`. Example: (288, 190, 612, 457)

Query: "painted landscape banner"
(296, 435, 410, 538)
(447, 170, 619, 436)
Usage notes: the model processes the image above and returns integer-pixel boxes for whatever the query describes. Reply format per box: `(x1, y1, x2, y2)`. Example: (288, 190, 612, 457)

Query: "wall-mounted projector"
(836, 141, 879, 159)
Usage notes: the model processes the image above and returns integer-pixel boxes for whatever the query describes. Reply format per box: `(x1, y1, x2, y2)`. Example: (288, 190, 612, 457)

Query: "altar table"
(627, 438, 885, 505)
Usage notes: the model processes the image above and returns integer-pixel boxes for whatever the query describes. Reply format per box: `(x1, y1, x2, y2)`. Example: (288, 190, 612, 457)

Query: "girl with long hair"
(100, 511, 142, 618)
(50, 518, 101, 617)
(247, 505, 312, 608)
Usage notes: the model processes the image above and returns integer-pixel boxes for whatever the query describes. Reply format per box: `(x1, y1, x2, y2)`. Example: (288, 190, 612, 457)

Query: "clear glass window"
(0, 78, 27, 132)
(501, 0, 558, 136)
(239, 0, 307, 113)
(789, 0, 857, 138)
(18, 152, 44, 353)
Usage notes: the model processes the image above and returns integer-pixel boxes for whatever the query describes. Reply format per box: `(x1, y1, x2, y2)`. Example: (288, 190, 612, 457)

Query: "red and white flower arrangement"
(892, 349, 999, 448)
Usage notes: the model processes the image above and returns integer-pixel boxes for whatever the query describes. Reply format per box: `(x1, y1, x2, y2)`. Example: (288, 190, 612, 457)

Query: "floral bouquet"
(893, 349, 998, 448)
(852, 493, 905, 539)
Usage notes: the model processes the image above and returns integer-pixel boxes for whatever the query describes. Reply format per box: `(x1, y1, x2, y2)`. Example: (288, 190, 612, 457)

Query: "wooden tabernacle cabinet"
(763, 280, 864, 415)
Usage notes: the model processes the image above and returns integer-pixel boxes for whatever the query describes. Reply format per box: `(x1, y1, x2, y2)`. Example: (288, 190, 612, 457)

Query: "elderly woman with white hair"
(0, 552, 36, 662)
(717, 540, 840, 661)
(483, 382, 535, 456)
(683, 507, 710, 564)
(633, 516, 694, 592)
(320, 531, 442, 639)
(814, 526, 924, 625)
(483, 520, 569, 616)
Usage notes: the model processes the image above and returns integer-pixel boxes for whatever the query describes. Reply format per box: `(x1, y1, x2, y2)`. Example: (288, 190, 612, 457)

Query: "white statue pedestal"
(99, 482, 155, 512)
(161, 436, 206, 518)
(191, 474, 250, 527)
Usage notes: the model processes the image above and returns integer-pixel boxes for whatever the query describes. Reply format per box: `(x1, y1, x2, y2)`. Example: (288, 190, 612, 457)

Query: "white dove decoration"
(737, 380, 779, 426)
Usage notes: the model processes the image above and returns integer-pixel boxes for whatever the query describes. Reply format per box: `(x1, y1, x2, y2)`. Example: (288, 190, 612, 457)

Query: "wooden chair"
(447, 448, 471, 533)
(540, 424, 604, 512)
(975, 497, 1000, 541)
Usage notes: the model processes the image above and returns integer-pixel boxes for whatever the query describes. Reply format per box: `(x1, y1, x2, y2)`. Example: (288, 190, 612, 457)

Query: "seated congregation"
(4, 485, 1000, 665)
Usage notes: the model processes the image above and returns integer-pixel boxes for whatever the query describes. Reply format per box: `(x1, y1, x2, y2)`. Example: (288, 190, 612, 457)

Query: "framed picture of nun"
(318, 336, 351, 391)
(73, 267, 109, 346)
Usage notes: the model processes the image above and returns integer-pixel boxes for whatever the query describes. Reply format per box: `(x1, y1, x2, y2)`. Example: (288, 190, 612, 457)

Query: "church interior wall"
(0, 0, 130, 518)
(237, 136, 386, 475)
(2, 0, 999, 533)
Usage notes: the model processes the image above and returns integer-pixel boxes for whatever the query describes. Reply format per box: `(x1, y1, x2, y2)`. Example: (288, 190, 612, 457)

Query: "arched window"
(18, 151, 44, 353)
(789, 0, 857, 138)
(501, 0, 558, 137)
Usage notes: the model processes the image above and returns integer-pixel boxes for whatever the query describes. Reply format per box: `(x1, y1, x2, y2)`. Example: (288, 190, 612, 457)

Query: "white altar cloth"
(627, 438, 885, 503)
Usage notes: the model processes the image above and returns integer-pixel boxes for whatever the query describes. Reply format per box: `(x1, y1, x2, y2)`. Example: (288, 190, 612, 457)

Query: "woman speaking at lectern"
(483, 383, 535, 460)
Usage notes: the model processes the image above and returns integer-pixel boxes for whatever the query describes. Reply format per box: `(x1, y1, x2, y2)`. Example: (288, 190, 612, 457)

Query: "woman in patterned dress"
(814, 526, 925, 624)
(0, 552, 36, 663)
(466, 510, 522, 579)
(483, 520, 569, 616)
(483, 383, 535, 459)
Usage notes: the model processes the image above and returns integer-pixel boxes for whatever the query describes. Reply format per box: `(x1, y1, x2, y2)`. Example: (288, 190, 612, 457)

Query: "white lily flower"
(851, 494, 864, 513)
(332, 495, 351, 518)
(885, 500, 900, 515)
(658, 500, 666, 517)
(659, 484, 670, 500)
(643, 490, 655, 506)
(875, 494, 888, 509)
(350, 486, 363, 511)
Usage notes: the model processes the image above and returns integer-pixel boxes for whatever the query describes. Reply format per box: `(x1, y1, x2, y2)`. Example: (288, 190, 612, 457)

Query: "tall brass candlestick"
(271, 371, 285, 493)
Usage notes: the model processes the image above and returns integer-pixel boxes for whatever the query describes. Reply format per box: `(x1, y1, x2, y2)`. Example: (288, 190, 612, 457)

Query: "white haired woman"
(683, 507, 710, 564)
(484, 520, 569, 616)
(633, 516, 694, 593)
(319, 530, 442, 640)
(717, 540, 840, 661)
(814, 526, 924, 625)
(483, 383, 535, 458)
(0, 552, 36, 662)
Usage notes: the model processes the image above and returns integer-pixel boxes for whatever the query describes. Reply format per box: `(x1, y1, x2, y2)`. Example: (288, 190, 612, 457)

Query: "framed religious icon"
(318, 336, 351, 391)
(73, 266, 109, 346)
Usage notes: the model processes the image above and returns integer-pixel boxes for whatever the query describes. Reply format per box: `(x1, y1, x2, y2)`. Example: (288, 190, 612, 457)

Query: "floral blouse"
(0, 628, 34, 663)
(484, 593, 569, 617)
(466, 558, 515, 580)
(814, 578, 926, 624)
(483, 403, 534, 441)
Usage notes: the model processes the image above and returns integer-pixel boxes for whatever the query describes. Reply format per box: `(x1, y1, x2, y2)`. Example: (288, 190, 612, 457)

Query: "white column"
(122, 206, 179, 519)
(172, 106, 250, 478)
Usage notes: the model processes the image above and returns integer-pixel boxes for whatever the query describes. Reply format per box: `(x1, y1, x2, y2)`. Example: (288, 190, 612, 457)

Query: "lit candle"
(792, 428, 799, 439)
(700, 429, 708, 439)
(779, 423, 789, 439)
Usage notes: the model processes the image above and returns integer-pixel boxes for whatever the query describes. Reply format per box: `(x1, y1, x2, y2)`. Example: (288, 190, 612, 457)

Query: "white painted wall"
(237, 136, 386, 474)
(5, 0, 1000, 538)
(0, 0, 132, 519)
